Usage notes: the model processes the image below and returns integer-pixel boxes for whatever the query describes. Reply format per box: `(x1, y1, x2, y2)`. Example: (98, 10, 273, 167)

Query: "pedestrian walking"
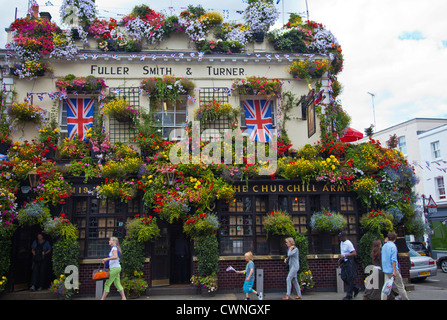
(236, 251, 263, 300)
(381, 232, 409, 300)
(101, 237, 126, 300)
(338, 231, 360, 300)
(283, 237, 302, 300)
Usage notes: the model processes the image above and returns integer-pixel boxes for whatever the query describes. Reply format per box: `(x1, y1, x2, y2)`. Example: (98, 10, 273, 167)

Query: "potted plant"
(38, 119, 60, 159)
(232, 76, 282, 98)
(50, 274, 79, 300)
(140, 75, 195, 102)
(192, 234, 219, 296)
(310, 208, 346, 234)
(243, 0, 279, 41)
(288, 59, 330, 82)
(263, 210, 295, 254)
(183, 212, 220, 238)
(7, 102, 45, 127)
(121, 270, 148, 299)
(55, 74, 107, 94)
(59, 137, 90, 159)
(103, 98, 140, 123)
(194, 100, 240, 129)
(190, 273, 218, 296)
(359, 210, 394, 236)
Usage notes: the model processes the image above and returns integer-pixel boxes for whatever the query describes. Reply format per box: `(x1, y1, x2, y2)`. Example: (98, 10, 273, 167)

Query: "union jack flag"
(242, 99, 273, 143)
(66, 98, 94, 141)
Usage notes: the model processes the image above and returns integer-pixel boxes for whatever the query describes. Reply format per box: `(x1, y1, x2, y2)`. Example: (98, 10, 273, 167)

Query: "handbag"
(381, 276, 394, 295)
(92, 263, 110, 281)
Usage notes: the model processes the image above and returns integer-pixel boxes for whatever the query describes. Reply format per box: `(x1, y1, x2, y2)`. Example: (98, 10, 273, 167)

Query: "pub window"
(108, 87, 140, 144)
(73, 197, 141, 258)
(152, 96, 187, 140)
(292, 196, 306, 212)
(340, 196, 355, 211)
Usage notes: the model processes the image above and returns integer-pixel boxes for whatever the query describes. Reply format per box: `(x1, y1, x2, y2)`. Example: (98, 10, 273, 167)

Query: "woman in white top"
(101, 237, 126, 300)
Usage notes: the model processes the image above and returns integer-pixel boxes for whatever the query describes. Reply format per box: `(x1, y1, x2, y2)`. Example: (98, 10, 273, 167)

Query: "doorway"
(10, 225, 53, 291)
(151, 222, 191, 287)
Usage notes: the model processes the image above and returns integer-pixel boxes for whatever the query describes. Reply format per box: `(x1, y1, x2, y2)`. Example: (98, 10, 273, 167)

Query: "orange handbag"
(92, 264, 110, 280)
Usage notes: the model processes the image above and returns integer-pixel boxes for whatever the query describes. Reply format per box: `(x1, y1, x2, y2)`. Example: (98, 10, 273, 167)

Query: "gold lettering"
(242, 185, 248, 193)
(262, 185, 268, 192)
(294, 185, 300, 192)
(323, 185, 329, 192)
(234, 185, 241, 193)
(270, 185, 276, 193)
(330, 185, 336, 192)
(84, 187, 89, 194)
(287, 185, 293, 192)
(312, 185, 317, 192)
(253, 185, 259, 193)
(278, 185, 284, 192)
(306, 185, 311, 192)
(337, 185, 345, 192)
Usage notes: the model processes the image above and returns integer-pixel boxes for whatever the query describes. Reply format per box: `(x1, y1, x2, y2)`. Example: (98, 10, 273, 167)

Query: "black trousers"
(31, 258, 48, 288)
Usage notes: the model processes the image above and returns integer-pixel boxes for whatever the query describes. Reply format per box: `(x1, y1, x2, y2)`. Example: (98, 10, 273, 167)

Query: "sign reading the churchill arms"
(233, 182, 347, 194)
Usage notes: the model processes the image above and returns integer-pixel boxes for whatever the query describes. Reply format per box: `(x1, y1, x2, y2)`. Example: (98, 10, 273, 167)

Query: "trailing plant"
(263, 210, 295, 238)
(310, 208, 346, 233)
(232, 76, 282, 98)
(17, 200, 51, 227)
(125, 214, 160, 242)
(359, 210, 394, 235)
(183, 212, 220, 238)
(140, 75, 195, 102)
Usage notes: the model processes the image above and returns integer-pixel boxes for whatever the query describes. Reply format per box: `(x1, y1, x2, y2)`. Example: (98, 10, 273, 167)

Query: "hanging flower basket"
(310, 208, 346, 234)
(103, 98, 140, 123)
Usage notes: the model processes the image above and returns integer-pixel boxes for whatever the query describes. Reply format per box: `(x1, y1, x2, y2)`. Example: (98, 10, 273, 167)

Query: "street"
(408, 269, 447, 300)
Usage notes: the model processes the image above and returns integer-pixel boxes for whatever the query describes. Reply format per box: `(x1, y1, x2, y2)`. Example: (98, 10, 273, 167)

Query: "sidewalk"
(2, 282, 444, 300)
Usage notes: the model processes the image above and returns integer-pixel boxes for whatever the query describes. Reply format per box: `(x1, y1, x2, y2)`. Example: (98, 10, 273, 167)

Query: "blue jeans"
(286, 268, 302, 296)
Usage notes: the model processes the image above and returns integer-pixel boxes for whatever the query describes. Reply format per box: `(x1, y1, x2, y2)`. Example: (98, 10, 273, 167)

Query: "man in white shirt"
(338, 231, 360, 300)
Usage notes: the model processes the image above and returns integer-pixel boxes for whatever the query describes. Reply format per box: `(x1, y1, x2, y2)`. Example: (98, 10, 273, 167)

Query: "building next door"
(151, 222, 191, 286)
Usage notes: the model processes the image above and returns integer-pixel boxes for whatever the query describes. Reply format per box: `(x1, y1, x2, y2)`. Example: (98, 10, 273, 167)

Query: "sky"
(1, 0, 447, 134)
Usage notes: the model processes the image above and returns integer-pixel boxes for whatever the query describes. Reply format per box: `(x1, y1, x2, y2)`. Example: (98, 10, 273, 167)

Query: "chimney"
(31, 5, 39, 19)
(40, 12, 52, 21)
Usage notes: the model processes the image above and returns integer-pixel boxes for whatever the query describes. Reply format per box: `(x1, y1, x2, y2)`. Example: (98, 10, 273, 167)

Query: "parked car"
(407, 241, 430, 256)
(437, 255, 447, 273)
(409, 248, 437, 281)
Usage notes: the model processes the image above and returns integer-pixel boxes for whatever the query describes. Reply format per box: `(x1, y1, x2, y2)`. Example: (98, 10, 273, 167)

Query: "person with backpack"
(30, 233, 51, 291)
(101, 237, 126, 300)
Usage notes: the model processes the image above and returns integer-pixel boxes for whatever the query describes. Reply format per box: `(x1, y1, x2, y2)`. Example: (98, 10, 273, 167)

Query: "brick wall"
(77, 255, 410, 295)
(79, 262, 151, 295)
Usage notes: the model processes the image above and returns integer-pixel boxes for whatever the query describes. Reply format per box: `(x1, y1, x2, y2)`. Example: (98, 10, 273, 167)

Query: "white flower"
(243, 1, 279, 33)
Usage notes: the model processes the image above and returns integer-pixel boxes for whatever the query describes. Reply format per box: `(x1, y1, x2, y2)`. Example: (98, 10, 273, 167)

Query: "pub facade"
(0, 2, 414, 297)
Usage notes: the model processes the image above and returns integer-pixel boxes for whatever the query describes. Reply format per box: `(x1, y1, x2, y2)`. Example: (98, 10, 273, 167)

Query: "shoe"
(257, 292, 263, 300)
(294, 296, 303, 300)
(342, 296, 352, 300)
(353, 287, 360, 297)
(282, 296, 291, 300)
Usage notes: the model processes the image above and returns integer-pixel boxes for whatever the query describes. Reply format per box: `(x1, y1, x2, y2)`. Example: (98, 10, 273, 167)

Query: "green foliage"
(196, 235, 219, 277)
(360, 210, 393, 236)
(310, 208, 346, 233)
(125, 215, 160, 242)
(17, 200, 51, 227)
(263, 210, 295, 238)
(294, 232, 309, 272)
(358, 231, 384, 269)
(52, 238, 80, 277)
(121, 238, 146, 275)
